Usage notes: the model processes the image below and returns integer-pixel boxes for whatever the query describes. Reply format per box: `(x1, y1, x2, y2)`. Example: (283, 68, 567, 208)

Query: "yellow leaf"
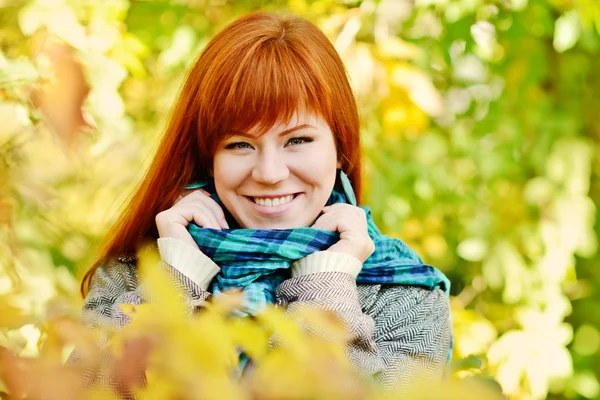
(0, 295, 30, 329)
(256, 306, 310, 359)
(229, 317, 269, 361)
(84, 387, 121, 400)
(136, 246, 187, 320)
(249, 348, 315, 399)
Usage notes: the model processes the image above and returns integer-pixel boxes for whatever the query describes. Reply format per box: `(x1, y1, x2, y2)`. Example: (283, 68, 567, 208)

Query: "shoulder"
(357, 283, 449, 311)
(357, 283, 450, 328)
(81, 253, 144, 330)
(87, 253, 140, 294)
(357, 283, 451, 362)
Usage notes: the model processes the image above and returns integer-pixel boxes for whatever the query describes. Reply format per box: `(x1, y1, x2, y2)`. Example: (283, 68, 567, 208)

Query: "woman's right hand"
(155, 189, 229, 248)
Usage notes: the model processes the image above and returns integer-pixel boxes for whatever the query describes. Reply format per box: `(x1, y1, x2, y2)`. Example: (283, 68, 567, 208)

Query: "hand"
(155, 189, 229, 248)
(311, 204, 375, 263)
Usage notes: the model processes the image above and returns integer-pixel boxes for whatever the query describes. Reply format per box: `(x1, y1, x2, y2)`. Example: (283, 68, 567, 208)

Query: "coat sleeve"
(275, 272, 451, 390)
(67, 255, 212, 395)
(79, 255, 212, 330)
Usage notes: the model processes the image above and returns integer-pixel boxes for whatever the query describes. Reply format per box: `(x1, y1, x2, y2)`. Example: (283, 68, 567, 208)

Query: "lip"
(245, 193, 301, 217)
(251, 193, 296, 200)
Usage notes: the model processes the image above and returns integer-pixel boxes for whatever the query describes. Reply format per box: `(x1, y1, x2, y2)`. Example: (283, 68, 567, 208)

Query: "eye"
(225, 142, 254, 150)
(286, 137, 313, 147)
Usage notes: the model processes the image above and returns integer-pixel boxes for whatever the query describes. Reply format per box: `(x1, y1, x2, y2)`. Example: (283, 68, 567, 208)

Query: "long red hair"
(81, 12, 362, 296)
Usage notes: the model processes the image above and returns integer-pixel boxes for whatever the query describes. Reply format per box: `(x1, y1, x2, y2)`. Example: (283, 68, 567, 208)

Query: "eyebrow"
(229, 124, 315, 138)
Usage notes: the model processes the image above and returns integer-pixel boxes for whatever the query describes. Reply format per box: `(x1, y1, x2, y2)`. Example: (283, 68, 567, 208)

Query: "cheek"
(213, 155, 248, 192)
(293, 152, 338, 187)
(313, 145, 339, 175)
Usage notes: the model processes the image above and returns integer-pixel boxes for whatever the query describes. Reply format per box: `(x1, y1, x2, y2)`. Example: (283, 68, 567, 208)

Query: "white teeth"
(253, 195, 293, 207)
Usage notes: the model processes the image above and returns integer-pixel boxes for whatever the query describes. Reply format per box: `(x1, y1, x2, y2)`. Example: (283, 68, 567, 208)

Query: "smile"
(245, 193, 300, 217)
(252, 195, 294, 207)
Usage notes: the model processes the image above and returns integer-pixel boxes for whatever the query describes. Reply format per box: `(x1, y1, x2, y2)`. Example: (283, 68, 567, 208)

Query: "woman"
(78, 11, 452, 393)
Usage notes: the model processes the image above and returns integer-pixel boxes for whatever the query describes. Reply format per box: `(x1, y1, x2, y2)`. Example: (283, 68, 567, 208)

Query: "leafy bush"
(0, 249, 505, 400)
(1, 1, 600, 399)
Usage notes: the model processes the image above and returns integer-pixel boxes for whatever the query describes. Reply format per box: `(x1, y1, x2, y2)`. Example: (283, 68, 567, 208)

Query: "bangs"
(199, 39, 333, 145)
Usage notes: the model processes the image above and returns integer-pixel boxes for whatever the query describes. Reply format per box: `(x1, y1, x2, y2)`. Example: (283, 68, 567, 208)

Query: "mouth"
(251, 194, 296, 207)
(245, 193, 300, 216)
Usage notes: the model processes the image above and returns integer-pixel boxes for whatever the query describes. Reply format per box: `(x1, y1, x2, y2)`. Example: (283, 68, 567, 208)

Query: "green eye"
(286, 137, 313, 146)
(226, 142, 253, 150)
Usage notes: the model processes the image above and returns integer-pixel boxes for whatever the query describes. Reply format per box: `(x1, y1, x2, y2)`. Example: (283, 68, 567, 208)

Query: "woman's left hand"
(311, 204, 375, 263)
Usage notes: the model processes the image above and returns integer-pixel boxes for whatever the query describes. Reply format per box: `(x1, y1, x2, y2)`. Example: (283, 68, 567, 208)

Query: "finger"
(322, 203, 350, 211)
(191, 207, 221, 230)
(323, 204, 366, 222)
(173, 191, 195, 206)
(196, 204, 223, 229)
(174, 191, 228, 229)
(195, 193, 229, 229)
(171, 202, 221, 230)
(311, 212, 340, 232)
(173, 194, 185, 206)
(314, 206, 364, 232)
(174, 189, 210, 206)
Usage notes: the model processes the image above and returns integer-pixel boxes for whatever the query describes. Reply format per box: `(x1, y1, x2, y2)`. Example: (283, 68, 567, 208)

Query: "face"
(213, 112, 341, 229)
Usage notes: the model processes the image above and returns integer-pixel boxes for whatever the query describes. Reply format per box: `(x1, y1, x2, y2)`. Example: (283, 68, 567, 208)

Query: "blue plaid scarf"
(185, 171, 450, 316)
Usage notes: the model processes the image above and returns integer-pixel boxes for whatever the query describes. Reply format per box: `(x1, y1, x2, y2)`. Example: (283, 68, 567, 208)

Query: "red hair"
(81, 12, 361, 296)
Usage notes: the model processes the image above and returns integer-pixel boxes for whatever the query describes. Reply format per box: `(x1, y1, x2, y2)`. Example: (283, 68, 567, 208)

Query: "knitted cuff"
(291, 251, 362, 278)
(157, 237, 220, 290)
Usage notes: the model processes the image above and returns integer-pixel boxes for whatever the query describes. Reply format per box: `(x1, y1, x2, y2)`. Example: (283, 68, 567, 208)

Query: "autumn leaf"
(0, 295, 30, 329)
(31, 38, 90, 147)
(0, 346, 84, 400)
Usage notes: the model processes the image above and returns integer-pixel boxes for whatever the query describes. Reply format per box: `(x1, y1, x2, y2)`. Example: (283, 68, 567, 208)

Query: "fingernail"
(222, 220, 230, 229)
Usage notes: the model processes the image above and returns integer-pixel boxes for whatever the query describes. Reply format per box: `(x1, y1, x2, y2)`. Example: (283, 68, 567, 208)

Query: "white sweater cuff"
(291, 251, 362, 278)
(157, 237, 220, 290)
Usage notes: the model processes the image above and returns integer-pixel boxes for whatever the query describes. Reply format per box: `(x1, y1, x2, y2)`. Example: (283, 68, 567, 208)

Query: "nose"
(251, 148, 289, 185)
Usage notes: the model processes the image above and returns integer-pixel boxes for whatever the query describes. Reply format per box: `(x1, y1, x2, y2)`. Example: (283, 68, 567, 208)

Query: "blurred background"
(1, 0, 599, 399)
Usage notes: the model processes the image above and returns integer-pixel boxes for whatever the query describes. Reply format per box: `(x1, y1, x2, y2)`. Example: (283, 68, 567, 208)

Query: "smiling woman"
(73, 11, 452, 395)
(213, 113, 339, 229)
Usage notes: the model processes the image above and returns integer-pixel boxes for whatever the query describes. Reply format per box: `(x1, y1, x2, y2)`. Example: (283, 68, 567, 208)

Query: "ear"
(336, 159, 342, 169)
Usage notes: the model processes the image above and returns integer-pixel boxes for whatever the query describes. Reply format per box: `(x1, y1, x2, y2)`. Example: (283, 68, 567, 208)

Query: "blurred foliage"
(1, 0, 600, 399)
(0, 248, 504, 400)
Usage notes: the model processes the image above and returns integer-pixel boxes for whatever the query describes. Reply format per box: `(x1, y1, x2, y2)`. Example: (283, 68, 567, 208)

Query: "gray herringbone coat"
(73, 253, 452, 395)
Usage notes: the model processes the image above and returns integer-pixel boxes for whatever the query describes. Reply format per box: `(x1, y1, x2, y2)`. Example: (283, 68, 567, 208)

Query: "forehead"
(239, 111, 331, 138)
